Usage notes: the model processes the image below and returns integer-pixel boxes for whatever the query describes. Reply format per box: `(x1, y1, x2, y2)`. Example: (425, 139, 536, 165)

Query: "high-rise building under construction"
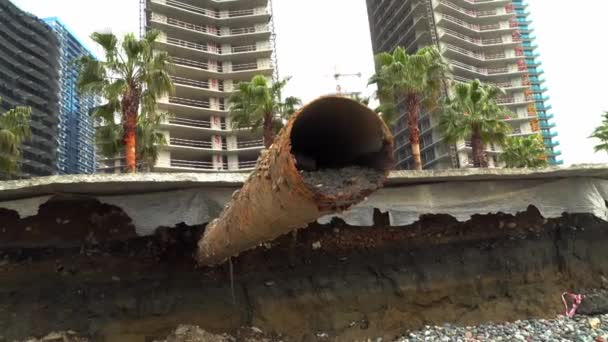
(131, 0, 276, 173)
(365, 0, 562, 169)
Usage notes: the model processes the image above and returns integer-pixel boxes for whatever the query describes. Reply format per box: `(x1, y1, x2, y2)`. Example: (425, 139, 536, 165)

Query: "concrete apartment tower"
(141, 0, 275, 172)
(0, 0, 60, 177)
(365, 0, 562, 170)
(44, 18, 100, 175)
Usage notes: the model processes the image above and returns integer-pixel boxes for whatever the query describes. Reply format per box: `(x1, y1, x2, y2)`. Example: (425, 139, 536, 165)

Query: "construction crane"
(331, 71, 363, 97)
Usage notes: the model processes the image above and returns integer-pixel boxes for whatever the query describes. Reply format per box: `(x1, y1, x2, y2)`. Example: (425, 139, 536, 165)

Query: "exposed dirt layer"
(157, 325, 281, 342)
(300, 166, 384, 198)
(0, 196, 137, 248)
(20, 326, 281, 342)
(2, 210, 608, 341)
(21, 331, 90, 342)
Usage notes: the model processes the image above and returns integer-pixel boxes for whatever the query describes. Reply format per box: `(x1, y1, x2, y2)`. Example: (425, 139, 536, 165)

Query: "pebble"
(396, 314, 608, 342)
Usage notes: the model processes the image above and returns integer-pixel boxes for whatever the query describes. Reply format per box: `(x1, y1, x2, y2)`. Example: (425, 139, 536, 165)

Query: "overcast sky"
(11, 0, 608, 165)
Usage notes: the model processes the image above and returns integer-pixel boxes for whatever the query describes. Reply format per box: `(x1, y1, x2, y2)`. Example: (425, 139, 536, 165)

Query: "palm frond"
(91, 32, 118, 61)
(439, 79, 513, 152)
(501, 135, 548, 168)
(0, 101, 32, 174)
(590, 111, 608, 153)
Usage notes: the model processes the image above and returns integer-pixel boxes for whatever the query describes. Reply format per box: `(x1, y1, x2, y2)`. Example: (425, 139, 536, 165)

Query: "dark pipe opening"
(290, 97, 394, 171)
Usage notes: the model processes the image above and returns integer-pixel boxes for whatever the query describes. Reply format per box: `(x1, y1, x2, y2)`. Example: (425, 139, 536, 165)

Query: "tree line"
(3, 35, 608, 177)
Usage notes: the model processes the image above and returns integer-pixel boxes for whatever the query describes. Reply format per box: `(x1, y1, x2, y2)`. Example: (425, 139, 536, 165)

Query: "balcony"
(510, 128, 537, 137)
(495, 96, 534, 106)
(540, 121, 556, 130)
(150, 15, 271, 44)
(450, 59, 523, 78)
(547, 150, 562, 157)
(171, 57, 272, 81)
(503, 114, 536, 122)
(170, 137, 215, 150)
(170, 159, 222, 170)
(167, 116, 223, 130)
(437, 14, 516, 34)
(175, 0, 268, 8)
(158, 97, 227, 116)
(149, 0, 270, 26)
(158, 35, 272, 62)
(542, 131, 558, 138)
(443, 44, 519, 64)
(536, 103, 552, 111)
(237, 139, 264, 149)
(169, 135, 264, 154)
(168, 158, 257, 171)
(450, 0, 511, 8)
(453, 76, 530, 91)
(440, 28, 520, 48)
(436, 0, 514, 23)
(164, 117, 258, 139)
(171, 76, 232, 97)
(169, 96, 213, 109)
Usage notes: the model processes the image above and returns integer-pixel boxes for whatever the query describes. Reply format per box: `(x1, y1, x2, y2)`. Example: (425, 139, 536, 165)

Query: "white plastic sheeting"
(2, 167, 608, 235)
(320, 178, 608, 226)
(100, 188, 231, 235)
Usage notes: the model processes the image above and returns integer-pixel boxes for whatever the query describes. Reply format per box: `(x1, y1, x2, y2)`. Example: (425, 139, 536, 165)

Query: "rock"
(589, 317, 601, 329)
(579, 291, 608, 315)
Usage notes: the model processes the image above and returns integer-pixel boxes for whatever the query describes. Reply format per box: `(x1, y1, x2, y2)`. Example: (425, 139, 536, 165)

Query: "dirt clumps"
(156, 325, 281, 342)
(301, 166, 384, 197)
(22, 331, 89, 342)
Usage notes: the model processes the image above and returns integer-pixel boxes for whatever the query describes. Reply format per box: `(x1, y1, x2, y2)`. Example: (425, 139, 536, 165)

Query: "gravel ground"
(398, 315, 608, 342)
(301, 166, 384, 197)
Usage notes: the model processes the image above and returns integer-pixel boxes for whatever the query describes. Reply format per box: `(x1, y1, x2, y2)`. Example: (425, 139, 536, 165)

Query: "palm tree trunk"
(262, 113, 274, 148)
(471, 125, 488, 168)
(405, 92, 422, 171)
(122, 86, 140, 173)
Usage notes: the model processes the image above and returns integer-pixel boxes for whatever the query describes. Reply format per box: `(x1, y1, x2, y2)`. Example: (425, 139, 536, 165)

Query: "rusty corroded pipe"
(197, 96, 394, 266)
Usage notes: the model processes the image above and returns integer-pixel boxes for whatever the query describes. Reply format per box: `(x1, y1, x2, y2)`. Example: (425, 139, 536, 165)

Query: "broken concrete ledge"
(2, 164, 607, 201)
(1, 164, 608, 239)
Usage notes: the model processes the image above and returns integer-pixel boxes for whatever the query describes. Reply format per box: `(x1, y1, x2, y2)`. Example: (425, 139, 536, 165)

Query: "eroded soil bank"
(2, 205, 608, 341)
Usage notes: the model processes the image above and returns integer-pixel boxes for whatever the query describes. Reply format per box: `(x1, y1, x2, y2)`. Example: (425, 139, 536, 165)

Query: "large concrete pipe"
(197, 96, 394, 266)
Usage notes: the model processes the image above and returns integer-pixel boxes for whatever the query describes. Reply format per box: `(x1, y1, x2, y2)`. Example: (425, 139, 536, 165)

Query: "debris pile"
(301, 166, 384, 198)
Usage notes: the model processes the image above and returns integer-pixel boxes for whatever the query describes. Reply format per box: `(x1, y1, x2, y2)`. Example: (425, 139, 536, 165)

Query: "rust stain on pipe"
(197, 96, 394, 266)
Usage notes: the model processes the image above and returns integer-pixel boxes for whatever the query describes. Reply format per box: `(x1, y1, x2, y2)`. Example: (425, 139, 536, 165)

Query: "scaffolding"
(139, 0, 146, 39)
(268, 0, 279, 82)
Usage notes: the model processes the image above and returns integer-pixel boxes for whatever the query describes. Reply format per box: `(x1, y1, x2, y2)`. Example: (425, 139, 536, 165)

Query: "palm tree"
(94, 111, 168, 172)
(439, 80, 512, 168)
(501, 135, 548, 168)
(229, 75, 301, 148)
(137, 111, 169, 171)
(369, 46, 448, 170)
(590, 112, 608, 153)
(76, 30, 173, 173)
(0, 99, 31, 176)
(351, 94, 371, 107)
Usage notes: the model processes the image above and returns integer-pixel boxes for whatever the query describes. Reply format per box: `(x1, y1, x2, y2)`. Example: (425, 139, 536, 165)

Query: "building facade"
(366, 0, 562, 169)
(0, 0, 60, 177)
(44, 17, 99, 174)
(132, 0, 275, 173)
